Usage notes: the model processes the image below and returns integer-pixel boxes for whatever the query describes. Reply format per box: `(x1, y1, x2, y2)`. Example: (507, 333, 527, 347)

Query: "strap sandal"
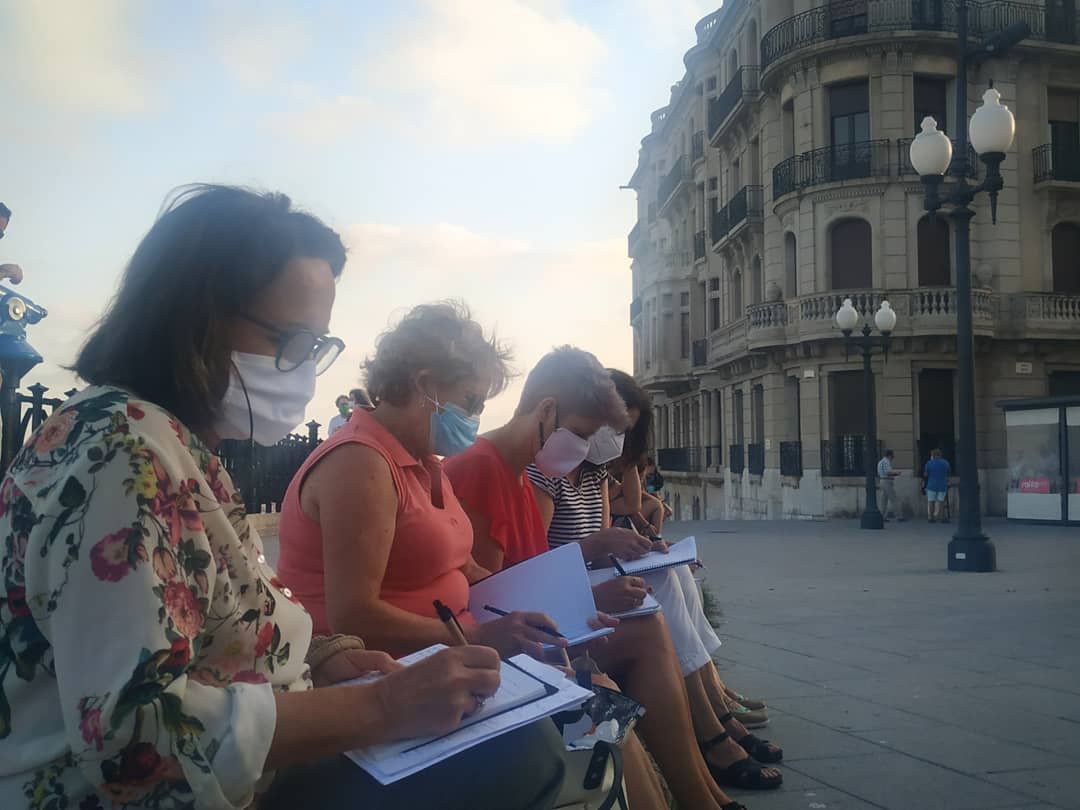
(722, 803, 747, 810)
(736, 732, 783, 764)
(699, 732, 783, 791)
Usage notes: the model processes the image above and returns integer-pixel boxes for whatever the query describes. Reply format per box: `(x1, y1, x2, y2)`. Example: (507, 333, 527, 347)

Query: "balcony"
(1016, 292, 1080, 337)
(658, 447, 702, 473)
(627, 222, 643, 257)
(708, 67, 761, 145)
(747, 443, 766, 475)
(897, 138, 978, 180)
(729, 444, 745, 475)
(822, 436, 882, 477)
(692, 130, 706, 164)
(661, 250, 692, 278)
(630, 296, 642, 324)
(780, 441, 803, 477)
(692, 338, 708, 367)
(709, 316, 749, 366)
(657, 156, 692, 213)
(694, 230, 707, 261)
(746, 287, 997, 349)
(761, 1, 1064, 73)
(711, 186, 764, 247)
(773, 141, 891, 200)
(1033, 143, 1080, 184)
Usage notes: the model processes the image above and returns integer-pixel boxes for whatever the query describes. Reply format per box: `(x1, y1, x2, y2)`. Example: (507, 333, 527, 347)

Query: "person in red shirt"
(447, 347, 782, 810)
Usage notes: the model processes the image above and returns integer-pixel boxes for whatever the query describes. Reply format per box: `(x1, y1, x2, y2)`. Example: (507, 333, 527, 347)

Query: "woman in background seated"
(0, 187, 563, 810)
(277, 302, 565, 661)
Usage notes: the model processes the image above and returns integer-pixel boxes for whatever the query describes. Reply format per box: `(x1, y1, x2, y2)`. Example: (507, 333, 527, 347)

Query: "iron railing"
(692, 338, 708, 367)
(658, 156, 690, 208)
(705, 444, 724, 468)
(219, 423, 322, 513)
(748, 442, 766, 475)
(711, 207, 729, 244)
(726, 185, 763, 231)
(897, 138, 978, 179)
(692, 130, 706, 163)
(729, 444, 746, 475)
(821, 436, 883, 477)
(709, 67, 761, 140)
(8, 383, 78, 468)
(694, 229, 707, 261)
(1033, 143, 1080, 183)
(657, 447, 701, 473)
(761, 1, 1057, 70)
(773, 140, 891, 198)
(780, 440, 804, 477)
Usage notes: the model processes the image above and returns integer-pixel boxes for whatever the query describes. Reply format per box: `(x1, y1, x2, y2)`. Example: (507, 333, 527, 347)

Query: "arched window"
(784, 232, 798, 297)
(751, 255, 763, 305)
(731, 269, 744, 319)
(829, 218, 872, 289)
(1052, 222, 1080, 293)
(917, 215, 951, 286)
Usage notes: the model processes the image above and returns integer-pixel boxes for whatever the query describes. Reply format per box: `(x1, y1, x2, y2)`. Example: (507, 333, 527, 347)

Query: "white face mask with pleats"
(586, 426, 625, 465)
(213, 352, 317, 446)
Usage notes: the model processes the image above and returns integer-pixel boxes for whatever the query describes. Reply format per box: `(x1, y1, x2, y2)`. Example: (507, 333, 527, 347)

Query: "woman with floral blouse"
(0, 185, 564, 809)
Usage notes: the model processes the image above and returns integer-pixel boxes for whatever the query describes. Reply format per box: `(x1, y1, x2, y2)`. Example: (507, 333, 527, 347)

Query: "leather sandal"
(737, 732, 784, 764)
(699, 731, 783, 791)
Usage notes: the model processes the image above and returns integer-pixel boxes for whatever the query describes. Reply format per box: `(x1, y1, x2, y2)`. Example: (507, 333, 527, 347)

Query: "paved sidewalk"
(683, 517, 1080, 810)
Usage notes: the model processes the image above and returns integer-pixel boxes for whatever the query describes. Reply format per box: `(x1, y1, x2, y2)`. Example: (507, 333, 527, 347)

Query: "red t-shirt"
(444, 438, 550, 568)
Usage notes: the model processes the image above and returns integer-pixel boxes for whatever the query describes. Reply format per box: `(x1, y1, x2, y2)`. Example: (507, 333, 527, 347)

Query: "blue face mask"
(429, 397, 481, 457)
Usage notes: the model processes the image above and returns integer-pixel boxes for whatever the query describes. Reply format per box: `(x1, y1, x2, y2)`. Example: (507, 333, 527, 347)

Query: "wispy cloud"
(214, 5, 313, 89)
(262, 93, 374, 146)
(370, 0, 609, 143)
(1, 0, 149, 114)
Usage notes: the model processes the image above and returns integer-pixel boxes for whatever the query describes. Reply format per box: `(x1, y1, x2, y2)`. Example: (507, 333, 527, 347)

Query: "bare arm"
(305, 443, 457, 657)
(459, 498, 506, 573)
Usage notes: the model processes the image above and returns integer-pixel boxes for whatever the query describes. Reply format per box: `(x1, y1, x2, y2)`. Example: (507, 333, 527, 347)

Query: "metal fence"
(822, 435, 883, 476)
(780, 440, 804, 477)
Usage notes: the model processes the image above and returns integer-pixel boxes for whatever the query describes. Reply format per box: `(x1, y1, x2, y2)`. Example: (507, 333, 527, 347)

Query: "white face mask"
(586, 426, 625, 465)
(534, 425, 591, 478)
(214, 352, 317, 446)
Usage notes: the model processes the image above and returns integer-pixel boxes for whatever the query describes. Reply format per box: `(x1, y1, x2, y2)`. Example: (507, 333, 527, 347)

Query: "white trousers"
(643, 565, 722, 676)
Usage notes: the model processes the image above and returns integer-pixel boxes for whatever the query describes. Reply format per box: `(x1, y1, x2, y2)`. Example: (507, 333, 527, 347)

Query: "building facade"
(627, 0, 1080, 520)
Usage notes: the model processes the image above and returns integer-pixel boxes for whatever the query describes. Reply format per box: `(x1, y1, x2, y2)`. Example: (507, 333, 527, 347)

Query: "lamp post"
(909, 0, 1028, 572)
(835, 298, 897, 530)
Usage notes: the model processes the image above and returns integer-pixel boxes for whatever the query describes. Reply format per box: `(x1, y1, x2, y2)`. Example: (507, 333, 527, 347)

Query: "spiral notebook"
(615, 535, 698, 576)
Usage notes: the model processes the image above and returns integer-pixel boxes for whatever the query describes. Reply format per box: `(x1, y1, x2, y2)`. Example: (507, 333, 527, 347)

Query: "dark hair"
(885, 449, 894, 457)
(608, 369, 652, 465)
(0, 203, 11, 219)
(75, 185, 347, 429)
(516, 346, 627, 428)
(363, 301, 513, 406)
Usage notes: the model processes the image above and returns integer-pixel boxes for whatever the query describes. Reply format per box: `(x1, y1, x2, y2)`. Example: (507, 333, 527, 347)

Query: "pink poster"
(1018, 478, 1051, 494)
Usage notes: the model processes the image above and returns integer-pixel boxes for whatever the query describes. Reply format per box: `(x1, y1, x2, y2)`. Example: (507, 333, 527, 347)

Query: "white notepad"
(614, 535, 699, 576)
(346, 647, 594, 784)
(468, 543, 615, 647)
(587, 567, 662, 619)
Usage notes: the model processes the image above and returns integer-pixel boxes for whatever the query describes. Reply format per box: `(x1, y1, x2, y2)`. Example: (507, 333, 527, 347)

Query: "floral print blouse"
(0, 386, 313, 809)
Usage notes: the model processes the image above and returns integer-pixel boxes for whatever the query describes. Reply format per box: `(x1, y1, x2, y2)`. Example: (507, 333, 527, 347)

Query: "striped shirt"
(526, 464, 607, 548)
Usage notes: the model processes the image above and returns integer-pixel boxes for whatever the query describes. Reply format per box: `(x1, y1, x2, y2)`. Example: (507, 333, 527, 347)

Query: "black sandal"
(723, 803, 747, 810)
(699, 731, 783, 791)
(737, 732, 784, 764)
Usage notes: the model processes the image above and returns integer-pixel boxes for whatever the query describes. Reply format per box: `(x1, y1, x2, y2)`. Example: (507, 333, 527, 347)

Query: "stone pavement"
(260, 518, 1079, 809)
(682, 517, 1080, 810)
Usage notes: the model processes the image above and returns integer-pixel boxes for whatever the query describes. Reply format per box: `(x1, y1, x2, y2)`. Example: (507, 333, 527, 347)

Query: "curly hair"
(363, 301, 514, 406)
(516, 346, 628, 429)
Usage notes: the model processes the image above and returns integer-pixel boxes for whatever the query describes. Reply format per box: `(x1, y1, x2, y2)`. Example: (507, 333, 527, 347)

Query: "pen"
(482, 604, 572, 668)
(608, 553, 629, 577)
(433, 599, 468, 647)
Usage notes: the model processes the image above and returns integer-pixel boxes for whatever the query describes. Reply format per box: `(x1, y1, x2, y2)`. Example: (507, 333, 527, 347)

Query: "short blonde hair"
(516, 346, 629, 429)
(363, 300, 514, 406)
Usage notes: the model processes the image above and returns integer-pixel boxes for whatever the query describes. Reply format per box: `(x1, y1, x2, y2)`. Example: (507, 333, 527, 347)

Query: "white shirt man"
(877, 450, 900, 521)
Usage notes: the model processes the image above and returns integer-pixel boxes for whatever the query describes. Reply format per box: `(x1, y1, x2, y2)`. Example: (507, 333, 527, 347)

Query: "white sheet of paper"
(587, 568, 662, 619)
(467, 543, 614, 647)
(345, 651, 593, 784)
(616, 535, 698, 576)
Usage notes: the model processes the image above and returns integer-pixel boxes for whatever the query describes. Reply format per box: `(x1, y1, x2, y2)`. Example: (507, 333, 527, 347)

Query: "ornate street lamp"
(909, 0, 1028, 572)
(835, 298, 897, 530)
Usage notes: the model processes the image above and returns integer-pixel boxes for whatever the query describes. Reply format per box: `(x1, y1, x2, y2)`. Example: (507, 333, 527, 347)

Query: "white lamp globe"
(910, 117, 952, 176)
(875, 300, 897, 333)
(969, 88, 1015, 156)
(835, 298, 859, 331)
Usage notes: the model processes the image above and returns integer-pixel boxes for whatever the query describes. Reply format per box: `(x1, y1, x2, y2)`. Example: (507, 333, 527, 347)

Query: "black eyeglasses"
(241, 314, 345, 375)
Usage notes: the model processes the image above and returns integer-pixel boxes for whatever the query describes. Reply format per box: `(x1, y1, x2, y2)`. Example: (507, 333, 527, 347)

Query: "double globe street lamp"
(908, 2, 1025, 571)
(835, 298, 897, 530)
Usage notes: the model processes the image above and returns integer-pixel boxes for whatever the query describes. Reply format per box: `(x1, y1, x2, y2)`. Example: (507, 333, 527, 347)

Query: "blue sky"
(1, 0, 718, 430)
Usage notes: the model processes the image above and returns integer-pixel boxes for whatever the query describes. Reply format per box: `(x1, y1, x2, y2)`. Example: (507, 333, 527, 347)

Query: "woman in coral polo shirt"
(278, 302, 563, 660)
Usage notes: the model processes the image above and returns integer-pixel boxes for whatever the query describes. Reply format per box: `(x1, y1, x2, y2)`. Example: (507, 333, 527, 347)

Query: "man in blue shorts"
(923, 448, 951, 523)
